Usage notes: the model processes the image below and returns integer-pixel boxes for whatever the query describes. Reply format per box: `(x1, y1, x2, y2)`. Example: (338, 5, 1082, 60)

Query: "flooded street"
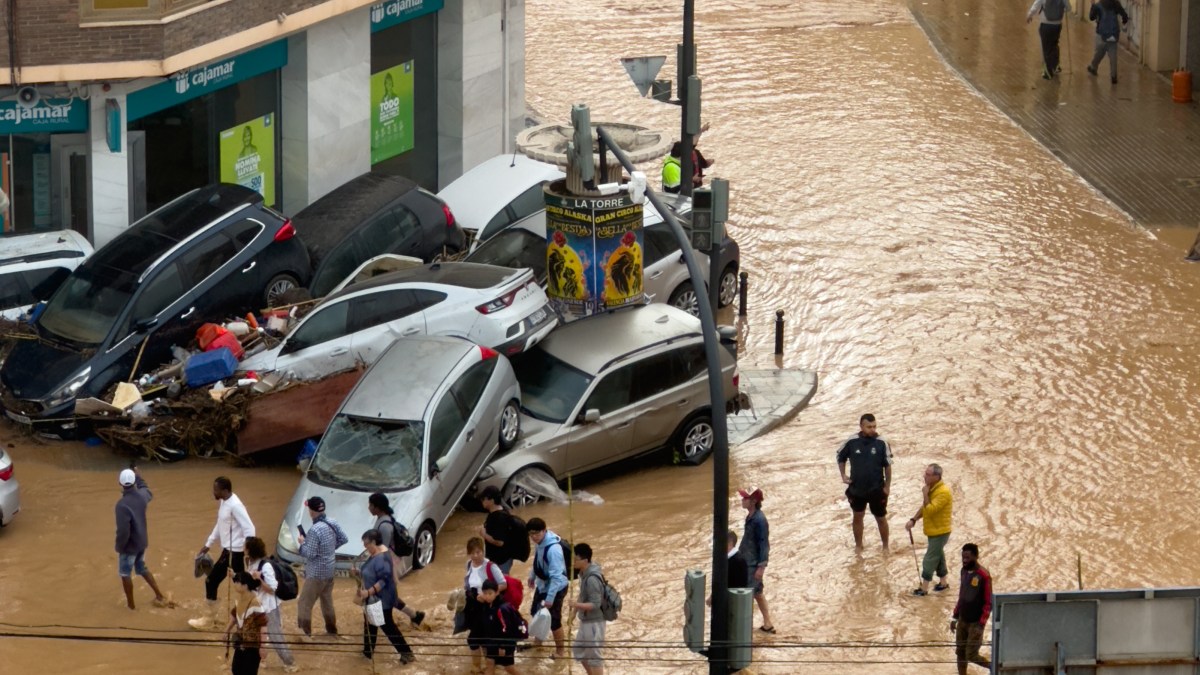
(3, 0, 1200, 672)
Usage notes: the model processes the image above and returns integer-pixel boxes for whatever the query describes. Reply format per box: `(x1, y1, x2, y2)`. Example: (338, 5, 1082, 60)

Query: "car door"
(642, 226, 683, 302)
(385, 203, 424, 258)
(412, 289, 457, 335)
(426, 361, 498, 514)
(0, 270, 30, 318)
(270, 299, 353, 379)
(630, 344, 706, 452)
(346, 289, 427, 366)
(117, 261, 188, 375)
(563, 361, 638, 474)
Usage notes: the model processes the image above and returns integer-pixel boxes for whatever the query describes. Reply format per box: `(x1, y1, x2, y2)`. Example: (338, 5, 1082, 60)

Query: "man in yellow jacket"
(905, 464, 952, 596)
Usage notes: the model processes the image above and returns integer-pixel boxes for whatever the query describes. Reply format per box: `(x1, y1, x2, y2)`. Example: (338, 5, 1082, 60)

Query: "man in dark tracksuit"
(837, 413, 893, 551)
(950, 543, 993, 674)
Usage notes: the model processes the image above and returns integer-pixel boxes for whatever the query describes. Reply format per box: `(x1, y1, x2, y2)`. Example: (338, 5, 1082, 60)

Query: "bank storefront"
(127, 40, 287, 218)
(370, 0, 442, 189)
(0, 98, 90, 236)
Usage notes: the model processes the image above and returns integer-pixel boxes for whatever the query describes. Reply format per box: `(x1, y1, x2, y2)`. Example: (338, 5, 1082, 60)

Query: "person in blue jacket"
(526, 517, 568, 658)
(1086, 0, 1130, 84)
(114, 466, 167, 610)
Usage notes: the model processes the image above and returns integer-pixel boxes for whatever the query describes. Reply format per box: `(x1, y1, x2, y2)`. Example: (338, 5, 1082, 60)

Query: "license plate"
(527, 308, 547, 326)
(5, 410, 30, 425)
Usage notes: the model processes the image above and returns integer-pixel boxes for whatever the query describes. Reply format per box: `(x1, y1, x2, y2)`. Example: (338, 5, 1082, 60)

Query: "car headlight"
(46, 367, 91, 408)
(277, 520, 297, 553)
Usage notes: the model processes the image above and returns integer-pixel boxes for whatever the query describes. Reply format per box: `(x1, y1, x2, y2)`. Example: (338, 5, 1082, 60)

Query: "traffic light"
(691, 187, 713, 251)
(569, 104, 594, 186)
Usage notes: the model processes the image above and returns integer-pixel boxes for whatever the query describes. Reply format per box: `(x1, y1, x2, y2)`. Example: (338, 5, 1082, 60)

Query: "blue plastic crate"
(185, 348, 238, 388)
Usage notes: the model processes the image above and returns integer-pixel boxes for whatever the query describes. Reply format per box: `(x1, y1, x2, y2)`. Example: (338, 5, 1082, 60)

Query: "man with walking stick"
(904, 464, 953, 596)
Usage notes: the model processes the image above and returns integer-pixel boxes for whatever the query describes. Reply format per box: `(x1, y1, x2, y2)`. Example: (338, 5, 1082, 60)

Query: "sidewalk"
(911, 0, 1200, 229)
(727, 368, 818, 446)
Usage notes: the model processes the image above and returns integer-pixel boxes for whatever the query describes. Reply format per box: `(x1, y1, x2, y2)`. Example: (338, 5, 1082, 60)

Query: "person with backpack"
(479, 578, 524, 675)
(571, 543, 608, 675)
(479, 486, 523, 574)
(1026, 0, 1070, 80)
(1086, 0, 1130, 84)
(368, 493, 426, 628)
(296, 496, 349, 639)
(244, 537, 297, 673)
(465, 536, 509, 672)
(525, 518, 568, 658)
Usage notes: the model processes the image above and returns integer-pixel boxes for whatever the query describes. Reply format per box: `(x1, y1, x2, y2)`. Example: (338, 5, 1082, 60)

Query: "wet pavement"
(4, 0, 1200, 673)
(912, 0, 1200, 235)
(728, 369, 819, 446)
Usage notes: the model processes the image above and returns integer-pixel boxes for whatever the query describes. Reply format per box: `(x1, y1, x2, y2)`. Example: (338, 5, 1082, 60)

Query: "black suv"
(300, 172, 466, 298)
(0, 184, 311, 437)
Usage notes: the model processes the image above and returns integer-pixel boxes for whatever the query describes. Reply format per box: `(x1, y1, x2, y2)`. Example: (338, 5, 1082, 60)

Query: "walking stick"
(907, 529, 922, 590)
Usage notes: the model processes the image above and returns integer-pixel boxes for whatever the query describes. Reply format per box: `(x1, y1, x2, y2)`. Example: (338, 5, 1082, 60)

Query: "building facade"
(0, 0, 525, 246)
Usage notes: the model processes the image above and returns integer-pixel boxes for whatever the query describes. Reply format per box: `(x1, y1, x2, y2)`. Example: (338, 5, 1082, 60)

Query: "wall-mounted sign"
(370, 0, 444, 32)
(0, 98, 89, 135)
(219, 114, 276, 207)
(128, 40, 288, 122)
(370, 60, 415, 164)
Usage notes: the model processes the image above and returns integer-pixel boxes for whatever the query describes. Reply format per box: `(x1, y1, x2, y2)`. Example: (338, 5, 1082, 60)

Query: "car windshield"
(466, 230, 546, 282)
(310, 414, 425, 490)
(37, 263, 136, 347)
(509, 347, 592, 423)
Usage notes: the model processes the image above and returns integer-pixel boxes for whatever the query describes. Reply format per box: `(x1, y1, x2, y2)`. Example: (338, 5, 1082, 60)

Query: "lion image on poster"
(547, 230, 588, 301)
(602, 230, 643, 305)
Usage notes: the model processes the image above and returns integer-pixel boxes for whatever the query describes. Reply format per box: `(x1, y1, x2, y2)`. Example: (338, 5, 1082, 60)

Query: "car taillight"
(0, 465, 13, 481)
(479, 346, 499, 360)
(442, 204, 456, 228)
(476, 287, 520, 314)
(274, 220, 296, 242)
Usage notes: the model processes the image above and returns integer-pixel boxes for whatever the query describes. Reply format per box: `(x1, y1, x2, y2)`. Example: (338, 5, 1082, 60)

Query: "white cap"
(119, 469, 137, 487)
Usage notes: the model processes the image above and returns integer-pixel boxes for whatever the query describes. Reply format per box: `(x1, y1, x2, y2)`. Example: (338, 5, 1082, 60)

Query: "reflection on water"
(1, 0, 1199, 672)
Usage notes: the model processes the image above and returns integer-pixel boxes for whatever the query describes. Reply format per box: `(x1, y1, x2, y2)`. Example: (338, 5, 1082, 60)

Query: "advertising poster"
(545, 202, 594, 316)
(219, 114, 275, 207)
(0, 154, 10, 232)
(370, 60, 415, 164)
(595, 204, 644, 309)
(32, 149, 50, 229)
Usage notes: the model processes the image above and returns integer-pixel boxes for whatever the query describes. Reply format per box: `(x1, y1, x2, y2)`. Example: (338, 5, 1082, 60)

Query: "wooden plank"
(235, 369, 363, 456)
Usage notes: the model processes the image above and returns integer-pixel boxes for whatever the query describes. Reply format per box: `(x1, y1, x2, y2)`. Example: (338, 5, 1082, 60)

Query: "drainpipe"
(1181, 0, 1189, 69)
(501, 0, 510, 153)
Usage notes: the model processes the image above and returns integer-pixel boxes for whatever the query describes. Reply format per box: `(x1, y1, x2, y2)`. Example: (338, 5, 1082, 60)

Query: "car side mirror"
(133, 317, 158, 333)
(433, 455, 450, 476)
(281, 339, 301, 355)
(581, 409, 600, 424)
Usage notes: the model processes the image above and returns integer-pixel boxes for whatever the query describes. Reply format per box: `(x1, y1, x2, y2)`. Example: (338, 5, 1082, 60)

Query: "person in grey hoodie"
(114, 466, 166, 609)
(526, 517, 568, 657)
(571, 543, 606, 675)
(1027, 0, 1071, 80)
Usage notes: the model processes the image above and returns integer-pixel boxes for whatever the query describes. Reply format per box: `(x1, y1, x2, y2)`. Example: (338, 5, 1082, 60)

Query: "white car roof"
(438, 154, 564, 233)
(341, 336, 476, 420)
(0, 230, 93, 267)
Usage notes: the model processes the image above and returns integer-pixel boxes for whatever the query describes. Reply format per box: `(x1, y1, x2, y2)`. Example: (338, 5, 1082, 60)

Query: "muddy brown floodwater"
(3, 0, 1200, 673)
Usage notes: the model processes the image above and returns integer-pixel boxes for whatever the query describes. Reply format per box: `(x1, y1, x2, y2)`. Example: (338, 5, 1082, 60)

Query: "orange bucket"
(1173, 70, 1193, 103)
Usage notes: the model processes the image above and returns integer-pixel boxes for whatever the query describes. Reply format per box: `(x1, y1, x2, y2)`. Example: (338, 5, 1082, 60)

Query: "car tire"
(413, 522, 436, 569)
(674, 413, 715, 465)
(502, 466, 554, 509)
(262, 272, 300, 308)
(669, 282, 700, 317)
(499, 399, 521, 451)
(718, 265, 738, 308)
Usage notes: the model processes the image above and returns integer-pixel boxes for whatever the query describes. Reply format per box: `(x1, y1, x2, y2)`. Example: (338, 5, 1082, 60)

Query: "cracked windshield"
(0, 0, 1198, 673)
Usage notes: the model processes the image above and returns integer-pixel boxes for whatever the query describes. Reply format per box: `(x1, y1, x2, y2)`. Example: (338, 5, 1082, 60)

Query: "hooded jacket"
(115, 475, 152, 555)
(531, 530, 568, 604)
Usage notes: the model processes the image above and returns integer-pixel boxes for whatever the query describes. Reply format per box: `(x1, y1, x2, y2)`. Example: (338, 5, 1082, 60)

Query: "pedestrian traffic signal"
(691, 187, 714, 251)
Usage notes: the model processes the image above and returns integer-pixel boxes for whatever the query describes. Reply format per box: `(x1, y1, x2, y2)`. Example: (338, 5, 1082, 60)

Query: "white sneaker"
(187, 616, 212, 630)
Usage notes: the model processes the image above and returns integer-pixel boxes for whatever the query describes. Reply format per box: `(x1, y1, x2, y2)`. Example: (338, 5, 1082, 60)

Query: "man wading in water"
(906, 464, 953, 595)
(836, 413, 893, 552)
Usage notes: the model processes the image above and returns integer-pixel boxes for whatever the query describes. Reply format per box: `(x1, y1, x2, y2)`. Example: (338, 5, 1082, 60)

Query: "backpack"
(497, 602, 528, 641)
(506, 513, 531, 563)
(259, 558, 299, 601)
(1095, 3, 1122, 40)
(381, 516, 415, 557)
(583, 569, 622, 621)
(502, 575, 524, 609)
(535, 538, 575, 580)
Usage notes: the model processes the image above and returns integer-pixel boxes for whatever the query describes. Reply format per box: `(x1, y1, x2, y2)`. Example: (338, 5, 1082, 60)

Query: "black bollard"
(774, 310, 784, 355)
(738, 271, 748, 317)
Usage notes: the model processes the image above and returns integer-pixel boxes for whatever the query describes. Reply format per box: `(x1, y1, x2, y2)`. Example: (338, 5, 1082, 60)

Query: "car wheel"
(413, 522, 435, 569)
(262, 273, 300, 308)
(669, 282, 700, 317)
(499, 399, 521, 451)
(718, 265, 738, 308)
(674, 414, 715, 465)
(502, 466, 554, 508)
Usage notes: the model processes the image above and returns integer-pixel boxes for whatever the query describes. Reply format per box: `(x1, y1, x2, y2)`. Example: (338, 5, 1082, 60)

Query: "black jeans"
(363, 607, 413, 658)
(231, 646, 261, 675)
(1038, 23, 1063, 74)
(205, 550, 245, 601)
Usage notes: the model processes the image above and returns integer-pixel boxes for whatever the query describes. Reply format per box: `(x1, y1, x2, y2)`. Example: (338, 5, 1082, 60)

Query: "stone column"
(88, 88, 129, 248)
(437, 0, 525, 189)
(281, 7, 372, 216)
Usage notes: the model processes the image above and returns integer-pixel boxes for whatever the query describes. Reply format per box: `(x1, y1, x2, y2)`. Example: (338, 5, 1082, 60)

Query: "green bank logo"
(174, 60, 237, 95)
(0, 103, 72, 127)
(370, 0, 441, 31)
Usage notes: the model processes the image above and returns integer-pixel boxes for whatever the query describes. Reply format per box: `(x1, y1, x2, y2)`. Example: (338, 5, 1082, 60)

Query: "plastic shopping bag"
(364, 597, 385, 627)
(528, 606, 552, 642)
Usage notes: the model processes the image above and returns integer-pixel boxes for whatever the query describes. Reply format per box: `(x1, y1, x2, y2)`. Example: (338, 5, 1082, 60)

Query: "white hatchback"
(437, 154, 564, 250)
(241, 262, 557, 381)
(0, 230, 93, 320)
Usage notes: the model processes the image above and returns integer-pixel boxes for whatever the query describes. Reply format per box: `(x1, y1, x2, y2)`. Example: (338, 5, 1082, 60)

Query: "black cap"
(305, 496, 326, 512)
